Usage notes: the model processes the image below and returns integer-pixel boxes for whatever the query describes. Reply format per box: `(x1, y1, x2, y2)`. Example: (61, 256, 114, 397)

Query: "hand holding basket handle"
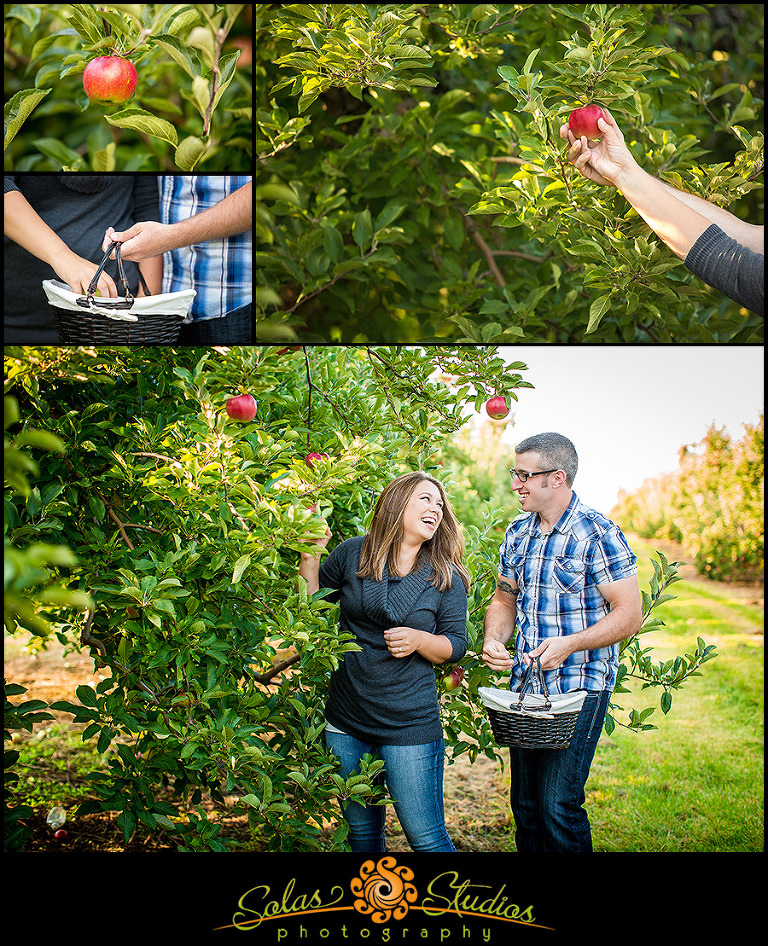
(77, 241, 151, 310)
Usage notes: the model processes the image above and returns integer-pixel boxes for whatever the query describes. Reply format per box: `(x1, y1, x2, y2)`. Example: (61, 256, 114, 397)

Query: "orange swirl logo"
(351, 857, 418, 924)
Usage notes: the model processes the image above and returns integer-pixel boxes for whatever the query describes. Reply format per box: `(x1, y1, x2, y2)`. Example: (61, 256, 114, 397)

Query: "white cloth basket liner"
(479, 686, 588, 719)
(43, 279, 196, 323)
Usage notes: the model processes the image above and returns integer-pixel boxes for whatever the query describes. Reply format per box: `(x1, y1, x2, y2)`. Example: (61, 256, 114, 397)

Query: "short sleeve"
(589, 527, 637, 586)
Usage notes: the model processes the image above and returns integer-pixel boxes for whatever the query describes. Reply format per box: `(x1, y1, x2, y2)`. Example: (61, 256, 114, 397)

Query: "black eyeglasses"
(509, 468, 559, 483)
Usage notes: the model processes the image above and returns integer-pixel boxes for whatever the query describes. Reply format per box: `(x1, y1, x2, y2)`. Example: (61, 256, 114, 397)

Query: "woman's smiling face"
(401, 480, 444, 545)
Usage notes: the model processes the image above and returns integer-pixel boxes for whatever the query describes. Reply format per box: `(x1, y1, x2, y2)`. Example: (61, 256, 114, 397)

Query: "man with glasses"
(482, 432, 642, 852)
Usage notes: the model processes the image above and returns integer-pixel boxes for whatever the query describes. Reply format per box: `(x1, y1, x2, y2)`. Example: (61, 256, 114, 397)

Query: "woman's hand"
(49, 246, 118, 298)
(384, 626, 421, 658)
(559, 107, 637, 188)
(385, 626, 454, 664)
(297, 517, 332, 595)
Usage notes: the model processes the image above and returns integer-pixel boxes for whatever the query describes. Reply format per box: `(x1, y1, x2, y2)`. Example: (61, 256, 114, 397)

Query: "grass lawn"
(584, 537, 763, 852)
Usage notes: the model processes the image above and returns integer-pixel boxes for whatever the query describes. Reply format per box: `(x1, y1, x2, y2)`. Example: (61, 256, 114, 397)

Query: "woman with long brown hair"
(299, 470, 469, 852)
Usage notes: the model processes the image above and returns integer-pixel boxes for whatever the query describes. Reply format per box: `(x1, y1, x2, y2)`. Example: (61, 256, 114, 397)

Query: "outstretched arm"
(561, 109, 714, 260)
(103, 181, 252, 262)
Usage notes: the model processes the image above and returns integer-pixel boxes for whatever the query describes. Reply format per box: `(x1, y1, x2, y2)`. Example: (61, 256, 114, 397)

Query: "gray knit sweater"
(684, 223, 764, 315)
(318, 536, 468, 745)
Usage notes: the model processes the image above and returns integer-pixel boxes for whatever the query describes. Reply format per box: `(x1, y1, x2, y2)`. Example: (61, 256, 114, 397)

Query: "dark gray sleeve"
(4, 175, 19, 193)
(436, 573, 468, 662)
(684, 223, 764, 315)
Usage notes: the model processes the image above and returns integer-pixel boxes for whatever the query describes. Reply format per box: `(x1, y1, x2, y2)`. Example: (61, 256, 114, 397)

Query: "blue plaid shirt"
(499, 492, 637, 695)
(159, 175, 252, 321)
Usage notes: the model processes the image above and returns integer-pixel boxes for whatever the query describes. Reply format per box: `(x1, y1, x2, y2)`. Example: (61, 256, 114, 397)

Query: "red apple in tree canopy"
(444, 666, 464, 691)
(225, 394, 257, 421)
(305, 452, 329, 468)
(83, 56, 137, 104)
(485, 396, 509, 420)
(567, 104, 606, 140)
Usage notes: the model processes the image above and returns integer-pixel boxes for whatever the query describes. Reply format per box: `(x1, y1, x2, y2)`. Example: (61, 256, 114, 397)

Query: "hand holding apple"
(567, 104, 606, 141)
(560, 106, 637, 189)
(83, 56, 137, 104)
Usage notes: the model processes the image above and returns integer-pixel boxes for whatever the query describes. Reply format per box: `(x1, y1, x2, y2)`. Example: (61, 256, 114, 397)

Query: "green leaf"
(175, 136, 207, 171)
(106, 107, 179, 147)
(4, 88, 51, 150)
(75, 685, 98, 708)
(352, 209, 373, 249)
(150, 35, 204, 78)
(586, 294, 612, 334)
(232, 554, 251, 583)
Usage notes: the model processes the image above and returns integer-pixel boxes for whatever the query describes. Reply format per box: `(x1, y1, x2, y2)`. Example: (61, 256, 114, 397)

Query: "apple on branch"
(225, 394, 257, 421)
(305, 452, 330, 468)
(485, 395, 510, 420)
(83, 56, 137, 104)
(567, 104, 606, 141)
(443, 666, 464, 692)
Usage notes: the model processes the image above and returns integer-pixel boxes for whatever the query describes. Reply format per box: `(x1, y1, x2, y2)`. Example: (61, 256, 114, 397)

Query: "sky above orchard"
(491, 345, 764, 513)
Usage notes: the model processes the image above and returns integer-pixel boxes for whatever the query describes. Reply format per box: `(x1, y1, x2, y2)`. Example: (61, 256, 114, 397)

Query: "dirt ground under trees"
(6, 629, 513, 854)
(6, 537, 762, 854)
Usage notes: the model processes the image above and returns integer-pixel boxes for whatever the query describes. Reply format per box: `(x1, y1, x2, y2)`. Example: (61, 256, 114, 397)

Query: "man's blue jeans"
(508, 690, 611, 852)
(324, 729, 456, 853)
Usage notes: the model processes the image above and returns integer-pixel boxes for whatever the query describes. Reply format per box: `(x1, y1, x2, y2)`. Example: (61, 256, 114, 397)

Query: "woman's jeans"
(508, 690, 611, 852)
(324, 729, 455, 853)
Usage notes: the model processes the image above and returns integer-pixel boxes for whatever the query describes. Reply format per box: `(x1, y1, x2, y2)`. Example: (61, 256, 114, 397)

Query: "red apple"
(83, 56, 137, 104)
(444, 666, 464, 691)
(225, 394, 257, 421)
(54, 829, 68, 841)
(305, 452, 329, 468)
(485, 396, 509, 420)
(567, 104, 606, 140)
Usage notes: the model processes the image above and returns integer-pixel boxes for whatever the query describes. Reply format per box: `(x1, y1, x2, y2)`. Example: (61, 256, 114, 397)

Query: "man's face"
(510, 452, 553, 512)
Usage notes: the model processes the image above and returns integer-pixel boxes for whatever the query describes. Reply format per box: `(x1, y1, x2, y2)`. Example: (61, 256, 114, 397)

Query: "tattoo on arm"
(497, 578, 519, 596)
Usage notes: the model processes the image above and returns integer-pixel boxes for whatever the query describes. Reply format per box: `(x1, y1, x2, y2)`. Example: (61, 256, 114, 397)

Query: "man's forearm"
(483, 598, 517, 646)
(567, 603, 639, 654)
(170, 181, 252, 247)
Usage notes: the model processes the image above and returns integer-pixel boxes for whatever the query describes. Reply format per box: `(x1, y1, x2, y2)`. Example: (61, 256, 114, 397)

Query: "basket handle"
(78, 241, 152, 310)
(515, 655, 552, 711)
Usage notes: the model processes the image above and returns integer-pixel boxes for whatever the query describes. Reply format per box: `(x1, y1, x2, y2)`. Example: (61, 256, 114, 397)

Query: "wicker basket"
(52, 307, 183, 344)
(43, 241, 194, 345)
(479, 657, 587, 750)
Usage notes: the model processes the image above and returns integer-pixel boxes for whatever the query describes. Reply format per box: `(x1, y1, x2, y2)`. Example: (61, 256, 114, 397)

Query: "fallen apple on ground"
(83, 56, 137, 103)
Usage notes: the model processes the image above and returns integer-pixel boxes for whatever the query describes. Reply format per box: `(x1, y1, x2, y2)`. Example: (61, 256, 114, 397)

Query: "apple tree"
(3, 345, 532, 851)
(4, 3, 252, 171)
(256, 3, 763, 343)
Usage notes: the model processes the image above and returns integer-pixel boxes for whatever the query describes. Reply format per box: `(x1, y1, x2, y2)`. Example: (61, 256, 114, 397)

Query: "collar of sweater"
(362, 557, 433, 625)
